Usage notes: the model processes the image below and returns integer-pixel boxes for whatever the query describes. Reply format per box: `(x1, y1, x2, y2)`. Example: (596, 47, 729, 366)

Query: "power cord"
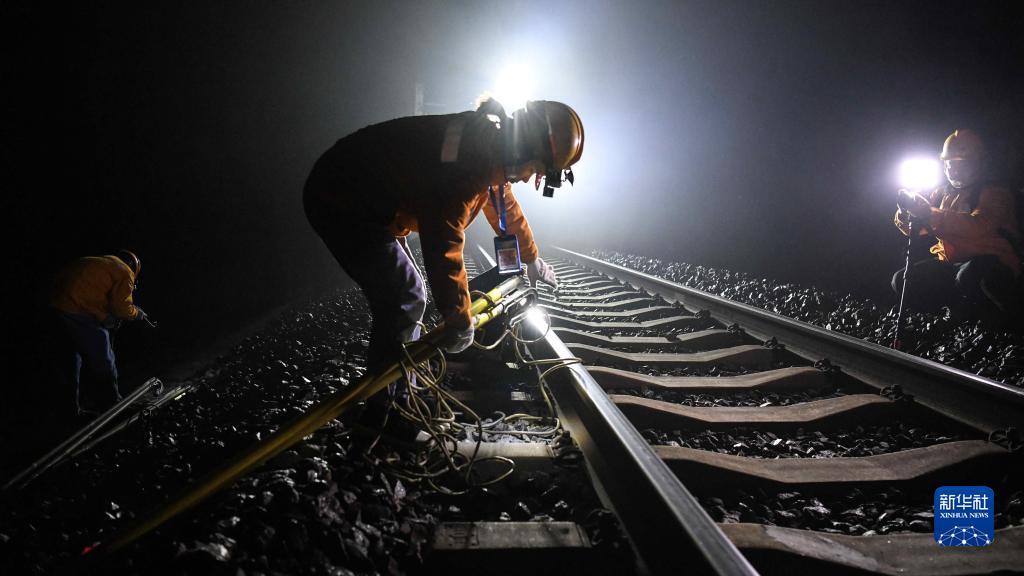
(367, 301, 581, 495)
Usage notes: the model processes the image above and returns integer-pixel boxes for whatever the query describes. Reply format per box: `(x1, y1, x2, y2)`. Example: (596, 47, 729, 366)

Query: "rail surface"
(520, 248, 1024, 575)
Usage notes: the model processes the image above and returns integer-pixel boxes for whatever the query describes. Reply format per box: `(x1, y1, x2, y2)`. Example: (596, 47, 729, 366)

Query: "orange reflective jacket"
(313, 112, 539, 328)
(894, 183, 1020, 274)
(51, 256, 140, 322)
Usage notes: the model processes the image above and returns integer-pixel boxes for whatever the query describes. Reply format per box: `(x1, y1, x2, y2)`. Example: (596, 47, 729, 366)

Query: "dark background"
(3, 1, 1023, 386)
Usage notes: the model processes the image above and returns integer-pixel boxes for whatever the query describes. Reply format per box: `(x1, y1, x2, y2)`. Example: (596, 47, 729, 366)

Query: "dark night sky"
(4, 1, 1023, 368)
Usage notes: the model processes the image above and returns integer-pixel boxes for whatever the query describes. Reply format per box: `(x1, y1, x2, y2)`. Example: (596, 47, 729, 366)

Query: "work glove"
(895, 188, 913, 210)
(442, 323, 474, 354)
(897, 189, 932, 220)
(526, 257, 558, 288)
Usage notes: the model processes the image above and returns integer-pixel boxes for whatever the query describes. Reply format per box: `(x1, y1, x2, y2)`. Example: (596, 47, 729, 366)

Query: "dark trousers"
(304, 195, 425, 377)
(55, 311, 121, 414)
(891, 255, 1020, 318)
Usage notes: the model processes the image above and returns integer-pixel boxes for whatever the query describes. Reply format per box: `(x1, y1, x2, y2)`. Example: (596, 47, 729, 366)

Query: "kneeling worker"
(51, 250, 149, 416)
(893, 128, 1020, 320)
(304, 99, 583, 429)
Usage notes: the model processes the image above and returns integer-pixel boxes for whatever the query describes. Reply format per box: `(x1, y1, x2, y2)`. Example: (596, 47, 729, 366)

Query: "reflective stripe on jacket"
(894, 182, 1020, 274)
(51, 256, 139, 322)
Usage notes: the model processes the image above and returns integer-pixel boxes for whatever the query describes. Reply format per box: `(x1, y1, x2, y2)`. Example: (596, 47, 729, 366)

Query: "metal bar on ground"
(3, 377, 163, 490)
(92, 276, 526, 556)
(70, 385, 189, 458)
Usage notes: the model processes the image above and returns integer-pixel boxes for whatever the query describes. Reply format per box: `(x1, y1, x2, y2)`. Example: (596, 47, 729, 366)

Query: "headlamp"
(538, 167, 575, 198)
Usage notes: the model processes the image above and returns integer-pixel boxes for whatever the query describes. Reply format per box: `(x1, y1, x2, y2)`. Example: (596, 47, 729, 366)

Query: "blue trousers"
(56, 311, 122, 414)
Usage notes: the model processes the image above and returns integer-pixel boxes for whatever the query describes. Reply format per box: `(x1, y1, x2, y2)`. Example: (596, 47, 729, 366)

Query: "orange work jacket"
(895, 182, 1020, 275)
(51, 256, 140, 323)
(312, 111, 539, 328)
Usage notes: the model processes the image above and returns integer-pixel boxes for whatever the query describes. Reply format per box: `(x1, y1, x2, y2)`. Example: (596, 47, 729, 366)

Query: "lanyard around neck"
(488, 185, 508, 235)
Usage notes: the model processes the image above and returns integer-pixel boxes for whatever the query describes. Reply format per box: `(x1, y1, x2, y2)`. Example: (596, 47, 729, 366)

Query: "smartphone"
(494, 235, 522, 276)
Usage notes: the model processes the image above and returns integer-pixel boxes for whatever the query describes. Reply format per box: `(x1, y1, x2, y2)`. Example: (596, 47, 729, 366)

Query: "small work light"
(525, 306, 549, 332)
(898, 157, 941, 191)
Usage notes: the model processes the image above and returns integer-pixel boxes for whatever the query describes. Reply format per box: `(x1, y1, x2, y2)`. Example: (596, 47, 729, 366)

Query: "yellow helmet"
(940, 128, 985, 161)
(940, 129, 985, 189)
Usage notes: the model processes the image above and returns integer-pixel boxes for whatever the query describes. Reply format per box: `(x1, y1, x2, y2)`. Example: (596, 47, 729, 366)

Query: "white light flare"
(898, 157, 941, 191)
(492, 62, 534, 112)
(524, 306, 549, 333)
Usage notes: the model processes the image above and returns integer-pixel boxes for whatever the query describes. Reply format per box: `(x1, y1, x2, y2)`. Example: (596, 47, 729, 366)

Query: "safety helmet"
(115, 249, 141, 276)
(940, 128, 985, 161)
(529, 100, 584, 171)
(510, 100, 584, 196)
(940, 129, 985, 189)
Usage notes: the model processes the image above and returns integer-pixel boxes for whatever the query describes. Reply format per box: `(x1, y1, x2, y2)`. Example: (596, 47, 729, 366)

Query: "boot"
(351, 384, 423, 449)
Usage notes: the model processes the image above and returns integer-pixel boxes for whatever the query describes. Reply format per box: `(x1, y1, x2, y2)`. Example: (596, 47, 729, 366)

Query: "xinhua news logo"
(934, 486, 994, 546)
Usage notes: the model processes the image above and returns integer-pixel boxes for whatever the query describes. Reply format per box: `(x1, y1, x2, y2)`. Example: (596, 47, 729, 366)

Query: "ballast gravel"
(615, 387, 846, 407)
(589, 251, 1024, 387)
(0, 289, 624, 575)
(702, 487, 1022, 535)
(641, 422, 971, 457)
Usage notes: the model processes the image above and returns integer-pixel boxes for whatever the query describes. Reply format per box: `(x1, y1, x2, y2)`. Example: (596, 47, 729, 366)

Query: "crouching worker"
(893, 129, 1021, 322)
(50, 250, 148, 417)
(303, 99, 583, 437)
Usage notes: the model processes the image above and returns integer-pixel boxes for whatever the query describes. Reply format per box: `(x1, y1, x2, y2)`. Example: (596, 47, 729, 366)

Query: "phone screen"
(494, 235, 522, 275)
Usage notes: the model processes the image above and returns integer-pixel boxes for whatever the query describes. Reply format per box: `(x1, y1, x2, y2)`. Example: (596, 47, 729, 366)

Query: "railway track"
(5, 245, 1022, 575)
(496, 247, 1024, 575)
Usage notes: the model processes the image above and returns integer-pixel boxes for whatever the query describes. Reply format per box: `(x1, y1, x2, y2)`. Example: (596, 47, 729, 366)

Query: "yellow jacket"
(51, 256, 140, 322)
(894, 182, 1020, 275)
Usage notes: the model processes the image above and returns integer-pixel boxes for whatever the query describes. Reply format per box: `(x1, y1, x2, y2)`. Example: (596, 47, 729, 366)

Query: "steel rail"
(552, 247, 1024, 434)
(522, 314, 757, 576)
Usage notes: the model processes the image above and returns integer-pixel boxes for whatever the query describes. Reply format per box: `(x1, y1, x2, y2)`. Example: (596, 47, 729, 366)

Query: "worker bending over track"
(893, 128, 1021, 322)
(303, 99, 584, 432)
(50, 250, 149, 417)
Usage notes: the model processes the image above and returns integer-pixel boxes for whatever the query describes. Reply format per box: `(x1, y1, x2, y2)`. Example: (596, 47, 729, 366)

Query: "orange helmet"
(511, 100, 584, 197)
(530, 100, 584, 171)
